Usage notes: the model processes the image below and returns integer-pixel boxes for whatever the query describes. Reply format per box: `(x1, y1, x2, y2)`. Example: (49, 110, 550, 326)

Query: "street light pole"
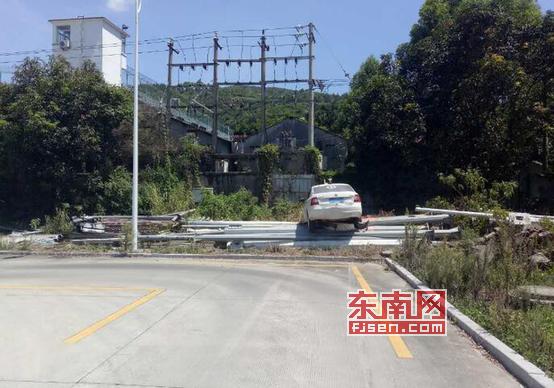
(132, 0, 142, 252)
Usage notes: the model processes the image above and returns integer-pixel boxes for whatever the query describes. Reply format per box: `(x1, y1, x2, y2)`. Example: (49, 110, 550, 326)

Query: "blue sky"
(1, 0, 553, 93)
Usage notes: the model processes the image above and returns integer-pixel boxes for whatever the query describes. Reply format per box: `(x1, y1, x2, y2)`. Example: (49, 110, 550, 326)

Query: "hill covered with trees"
(172, 83, 344, 135)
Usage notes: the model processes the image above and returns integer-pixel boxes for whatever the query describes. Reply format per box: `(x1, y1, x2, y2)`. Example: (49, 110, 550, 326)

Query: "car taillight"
(354, 194, 361, 203)
(310, 197, 319, 206)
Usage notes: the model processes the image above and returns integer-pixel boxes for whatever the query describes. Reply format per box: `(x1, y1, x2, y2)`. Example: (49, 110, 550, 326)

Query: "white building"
(49, 17, 129, 86)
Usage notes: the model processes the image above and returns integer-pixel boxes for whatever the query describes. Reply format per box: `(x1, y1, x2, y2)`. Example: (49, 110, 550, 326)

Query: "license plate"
(329, 197, 345, 204)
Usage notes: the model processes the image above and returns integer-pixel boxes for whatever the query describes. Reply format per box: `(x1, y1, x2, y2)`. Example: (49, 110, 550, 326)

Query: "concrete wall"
(50, 18, 126, 86)
(272, 174, 315, 202)
(210, 150, 310, 174)
(101, 23, 126, 86)
(279, 151, 309, 175)
(51, 19, 103, 71)
(202, 173, 260, 197)
(202, 172, 314, 202)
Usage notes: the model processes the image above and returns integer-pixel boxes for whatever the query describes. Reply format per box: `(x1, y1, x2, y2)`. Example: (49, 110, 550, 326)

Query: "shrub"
(141, 163, 181, 195)
(399, 225, 429, 271)
(426, 168, 517, 234)
(303, 145, 322, 182)
(256, 144, 280, 205)
(433, 168, 517, 211)
(100, 166, 132, 214)
(196, 189, 306, 222)
(119, 222, 133, 252)
(197, 188, 271, 221)
(139, 181, 191, 216)
(320, 169, 337, 183)
(29, 218, 41, 231)
(539, 218, 554, 233)
(43, 206, 74, 235)
(100, 163, 192, 216)
(176, 134, 211, 186)
(422, 244, 481, 299)
(401, 223, 538, 302)
(398, 223, 554, 375)
(0, 238, 15, 250)
(271, 198, 303, 222)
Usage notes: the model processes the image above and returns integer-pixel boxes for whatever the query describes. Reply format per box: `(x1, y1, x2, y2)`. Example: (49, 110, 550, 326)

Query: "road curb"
(0, 250, 382, 263)
(383, 257, 554, 388)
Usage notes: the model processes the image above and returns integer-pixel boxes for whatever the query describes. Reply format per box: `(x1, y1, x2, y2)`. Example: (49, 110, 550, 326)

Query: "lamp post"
(131, 0, 142, 252)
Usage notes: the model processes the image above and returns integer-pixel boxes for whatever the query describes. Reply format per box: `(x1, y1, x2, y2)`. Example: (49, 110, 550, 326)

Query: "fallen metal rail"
(415, 207, 493, 219)
(415, 206, 554, 225)
(366, 214, 450, 225)
(68, 213, 458, 248)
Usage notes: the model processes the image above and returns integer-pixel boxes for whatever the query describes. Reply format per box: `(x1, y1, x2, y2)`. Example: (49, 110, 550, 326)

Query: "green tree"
(396, 0, 545, 177)
(0, 57, 131, 219)
(341, 0, 552, 211)
(520, 11, 554, 170)
(340, 56, 429, 210)
(175, 134, 211, 186)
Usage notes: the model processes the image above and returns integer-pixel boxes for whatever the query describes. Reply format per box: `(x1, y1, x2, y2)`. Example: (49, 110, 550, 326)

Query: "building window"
(279, 129, 296, 150)
(56, 25, 71, 42)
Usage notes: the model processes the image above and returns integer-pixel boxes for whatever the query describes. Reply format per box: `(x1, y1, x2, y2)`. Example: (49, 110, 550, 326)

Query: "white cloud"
(106, 0, 131, 12)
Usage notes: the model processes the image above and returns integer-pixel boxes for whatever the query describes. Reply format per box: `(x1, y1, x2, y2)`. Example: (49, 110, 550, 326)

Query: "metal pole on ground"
(131, 0, 142, 252)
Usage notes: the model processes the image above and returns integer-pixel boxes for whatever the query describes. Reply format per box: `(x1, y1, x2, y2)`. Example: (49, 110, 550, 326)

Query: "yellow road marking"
(0, 285, 165, 344)
(64, 288, 164, 344)
(351, 265, 413, 359)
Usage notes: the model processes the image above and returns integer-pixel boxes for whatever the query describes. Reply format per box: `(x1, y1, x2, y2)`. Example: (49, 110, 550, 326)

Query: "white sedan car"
(303, 183, 364, 231)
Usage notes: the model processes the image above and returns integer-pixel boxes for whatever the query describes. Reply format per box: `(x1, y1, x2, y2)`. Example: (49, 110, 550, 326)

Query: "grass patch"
(397, 222, 554, 376)
(0, 237, 15, 250)
(454, 298, 554, 376)
(43, 207, 74, 235)
(0, 237, 32, 251)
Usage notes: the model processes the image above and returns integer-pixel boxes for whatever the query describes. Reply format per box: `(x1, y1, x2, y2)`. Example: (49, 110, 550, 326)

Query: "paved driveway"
(0, 254, 519, 387)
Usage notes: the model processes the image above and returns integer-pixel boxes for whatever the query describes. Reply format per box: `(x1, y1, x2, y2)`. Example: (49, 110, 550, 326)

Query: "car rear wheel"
(307, 216, 318, 233)
(354, 218, 368, 230)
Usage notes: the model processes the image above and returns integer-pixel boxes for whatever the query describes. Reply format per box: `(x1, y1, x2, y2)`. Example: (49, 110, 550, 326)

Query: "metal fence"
(122, 67, 233, 141)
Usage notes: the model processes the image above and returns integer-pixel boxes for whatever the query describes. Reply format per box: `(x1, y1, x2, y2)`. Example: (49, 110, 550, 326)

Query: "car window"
(313, 184, 354, 194)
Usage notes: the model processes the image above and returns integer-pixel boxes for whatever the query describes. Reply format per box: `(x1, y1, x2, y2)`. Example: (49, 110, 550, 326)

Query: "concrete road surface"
(0, 254, 520, 388)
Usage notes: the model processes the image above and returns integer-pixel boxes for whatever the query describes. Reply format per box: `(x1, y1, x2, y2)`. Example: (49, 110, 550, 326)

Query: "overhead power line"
(314, 26, 350, 80)
(0, 25, 308, 58)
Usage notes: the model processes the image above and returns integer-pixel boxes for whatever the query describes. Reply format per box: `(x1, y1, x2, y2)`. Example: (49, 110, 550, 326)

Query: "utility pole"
(260, 31, 268, 144)
(308, 22, 315, 147)
(212, 34, 221, 151)
(166, 39, 179, 152)
(131, 0, 142, 252)
(168, 24, 316, 148)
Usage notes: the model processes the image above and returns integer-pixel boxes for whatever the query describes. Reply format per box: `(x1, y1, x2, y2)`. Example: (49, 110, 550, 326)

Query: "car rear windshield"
(312, 184, 354, 194)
